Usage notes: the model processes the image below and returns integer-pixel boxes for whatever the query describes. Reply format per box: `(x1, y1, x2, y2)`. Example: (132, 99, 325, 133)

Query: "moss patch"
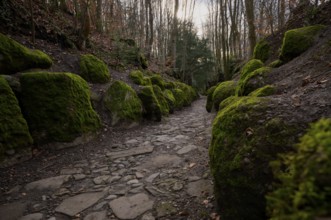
(150, 75, 166, 90)
(0, 76, 32, 159)
(79, 54, 110, 83)
(20, 72, 101, 143)
(267, 118, 331, 220)
(268, 59, 283, 68)
(206, 86, 217, 112)
(253, 39, 270, 63)
(212, 81, 237, 111)
(209, 97, 299, 220)
(249, 85, 276, 97)
(174, 81, 197, 106)
(237, 67, 272, 96)
(172, 88, 185, 109)
(138, 86, 162, 121)
(241, 59, 264, 77)
(0, 33, 52, 74)
(129, 70, 151, 86)
(280, 25, 325, 62)
(103, 80, 142, 126)
(153, 85, 169, 116)
(163, 89, 176, 114)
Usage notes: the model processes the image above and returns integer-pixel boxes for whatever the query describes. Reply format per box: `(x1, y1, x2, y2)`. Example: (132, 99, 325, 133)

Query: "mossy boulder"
(268, 59, 283, 68)
(249, 85, 276, 97)
(129, 70, 151, 86)
(139, 53, 148, 69)
(150, 75, 166, 90)
(174, 82, 197, 106)
(241, 59, 264, 77)
(253, 39, 270, 63)
(172, 88, 185, 109)
(20, 72, 101, 143)
(280, 25, 325, 62)
(206, 85, 217, 112)
(103, 80, 143, 126)
(209, 97, 300, 220)
(0, 33, 53, 74)
(163, 89, 176, 114)
(137, 86, 162, 121)
(267, 118, 331, 220)
(153, 85, 169, 116)
(165, 81, 176, 90)
(79, 54, 110, 83)
(212, 81, 237, 111)
(237, 67, 272, 96)
(0, 76, 32, 159)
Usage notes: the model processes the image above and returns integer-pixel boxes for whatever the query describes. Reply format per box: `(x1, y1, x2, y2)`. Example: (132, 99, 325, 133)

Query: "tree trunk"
(171, 0, 179, 69)
(244, 0, 256, 57)
(96, 0, 103, 33)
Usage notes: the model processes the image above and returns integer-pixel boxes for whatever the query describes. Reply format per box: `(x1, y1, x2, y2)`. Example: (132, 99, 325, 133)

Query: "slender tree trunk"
(244, 0, 256, 57)
(96, 0, 103, 33)
(171, 0, 179, 69)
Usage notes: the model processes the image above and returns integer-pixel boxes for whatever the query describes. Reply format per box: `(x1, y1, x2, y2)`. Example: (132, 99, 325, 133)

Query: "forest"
(0, 0, 330, 220)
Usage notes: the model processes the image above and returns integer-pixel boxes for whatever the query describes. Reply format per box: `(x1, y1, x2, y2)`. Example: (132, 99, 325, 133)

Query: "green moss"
(103, 80, 142, 126)
(172, 88, 185, 109)
(241, 59, 264, 77)
(137, 86, 162, 121)
(237, 67, 272, 96)
(0, 76, 32, 159)
(209, 97, 299, 220)
(0, 33, 53, 74)
(165, 81, 176, 90)
(206, 86, 217, 112)
(153, 85, 169, 116)
(280, 25, 326, 62)
(79, 54, 110, 83)
(249, 85, 276, 97)
(150, 75, 166, 90)
(253, 39, 270, 62)
(20, 72, 101, 143)
(212, 81, 237, 111)
(129, 70, 151, 86)
(267, 118, 331, 220)
(268, 59, 283, 68)
(174, 81, 197, 106)
(218, 96, 240, 111)
(139, 53, 148, 69)
(163, 89, 176, 114)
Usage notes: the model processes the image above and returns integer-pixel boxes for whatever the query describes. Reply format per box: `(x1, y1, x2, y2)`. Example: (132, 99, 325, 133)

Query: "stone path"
(0, 97, 216, 220)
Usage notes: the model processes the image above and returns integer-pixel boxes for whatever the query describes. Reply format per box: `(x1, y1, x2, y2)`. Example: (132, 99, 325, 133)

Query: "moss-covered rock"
(267, 118, 331, 220)
(206, 86, 217, 112)
(153, 85, 169, 116)
(165, 81, 176, 90)
(79, 54, 110, 83)
(174, 81, 197, 106)
(20, 72, 101, 143)
(218, 96, 240, 111)
(249, 85, 276, 97)
(137, 86, 162, 121)
(139, 53, 148, 69)
(172, 88, 185, 109)
(241, 59, 264, 77)
(163, 89, 176, 114)
(129, 70, 151, 86)
(268, 59, 283, 68)
(253, 39, 270, 63)
(0, 76, 32, 159)
(280, 25, 325, 62)
(0, 33, 53, 74)
(212, 81, 237, 111)
(237, 67, 272, 96)
(209, 97, 300, 220)
(150, 75, 166, 90)
(103, 80, 143, 126)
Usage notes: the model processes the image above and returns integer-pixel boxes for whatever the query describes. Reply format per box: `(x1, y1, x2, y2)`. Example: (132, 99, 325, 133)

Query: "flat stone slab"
(140, 155, 183, 169)
(186, 180, 213, 199)
(176, 144, 198, 155)
(0, 202, 26, 220)
(55, 191, 105, 216)
(19, 213, 43, 220)
(83, 211, 107, 220)
(107, 145, 154, 159)
(25, 175, 70, 191)
(109, 193, 154, 219)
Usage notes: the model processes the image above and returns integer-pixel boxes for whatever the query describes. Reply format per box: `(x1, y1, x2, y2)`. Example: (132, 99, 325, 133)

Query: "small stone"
(73, 174, 86, 181)
(172, 182, 183, 191)
(156, 202, 177, 217)
(129, 186, 144, 194)
(188, 176, 201, 182)
(105, 195, 118, 200)
(127, 179, 139, 185)
(108, 176, 121, 183)
(176, 144, 198, 155)
(60, 168, 83, 175)
(131, 183, 144, 188)
(141, 213, 155, 220)
(92, 167, 109, 173)
(83, 211, 107, 220)
(145, 173, 160, 183)
(19, 213, 43, 220)
(93, 175, 110, 185)
(93, 201, 108, 211)
(135, 172, 144, 179)
(122, 175, 134, 182)
(25, 175, 71, 191)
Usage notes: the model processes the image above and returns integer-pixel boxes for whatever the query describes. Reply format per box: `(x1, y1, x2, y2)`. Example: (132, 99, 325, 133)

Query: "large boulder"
(240, 59, 264, 78)
(20, 72, 101, 143)
(163, 89, 176, 114)
(0, 76, 32, 159)
(212, 81, 237, 111)
(0, 33, 52, 74)
(267, 118, 331, 220)
(253, 39, 270, 63)
(206, 85, 217, 112)
(237, 67, 272, 96)
(129, 70, 151, 86)
(103, 80, 142, 126)
(209, 96, 303, 220)
(79, 54, 110, 83)
(249, 85, 276, 97)
(280, 25, 325, 62)
(172, 88, 185, 110)
(152, 85, 170, 116)
(137, 86, 162, 121)
(150, 75, 166, 90)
